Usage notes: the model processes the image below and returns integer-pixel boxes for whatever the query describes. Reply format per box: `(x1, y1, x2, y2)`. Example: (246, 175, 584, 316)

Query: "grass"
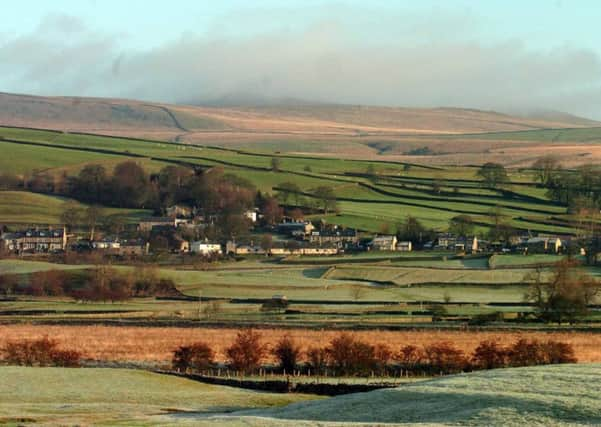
(0, 367, 316, 425)
(238, 364, 601, 426)
(0, 126, 582, 235)
(0, 191, 150, 225)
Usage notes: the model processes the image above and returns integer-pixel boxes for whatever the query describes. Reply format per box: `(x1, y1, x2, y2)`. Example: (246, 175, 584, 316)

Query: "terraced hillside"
(0, 126, 578, 233)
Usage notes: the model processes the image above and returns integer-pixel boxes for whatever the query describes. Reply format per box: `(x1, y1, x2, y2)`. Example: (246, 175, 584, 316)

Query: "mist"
(2, 12, 601, 119)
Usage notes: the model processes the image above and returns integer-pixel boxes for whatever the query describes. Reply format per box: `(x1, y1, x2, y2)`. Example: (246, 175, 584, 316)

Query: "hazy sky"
(2, 0, 601, 118)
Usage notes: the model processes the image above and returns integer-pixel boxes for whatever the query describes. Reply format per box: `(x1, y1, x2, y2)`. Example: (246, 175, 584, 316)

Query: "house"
(396, 241, 413, 252)
(371, 235, 397, 251)
(244, 209, 258, 223)
(166, 205, 192, 218)
(138, 217, 177, 232)
(307, 228, 359, 245)
(455, 236, 478, 253)
(91, 238, 149, 256)
(191, 240, 222, 255)
(1, 228, 67, 254)
(436, 234, 456, 249)
(92, 237, 121, 250)
(277, 221, 315, 237)
(118, 239, 149, 256)
(173, 236, 190, 253)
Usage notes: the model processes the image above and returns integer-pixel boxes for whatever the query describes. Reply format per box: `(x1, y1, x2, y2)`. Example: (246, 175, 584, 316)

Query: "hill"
(0, 367, 315, 425)
(1, 92, 597, 140)
(225, 364, 601, 426)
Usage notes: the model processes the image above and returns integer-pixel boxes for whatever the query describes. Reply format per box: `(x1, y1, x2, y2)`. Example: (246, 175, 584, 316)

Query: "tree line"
(172, 329, 576, 377)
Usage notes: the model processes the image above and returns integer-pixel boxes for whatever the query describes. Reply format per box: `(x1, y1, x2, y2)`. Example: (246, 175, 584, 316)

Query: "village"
(0, 200, 576, 260)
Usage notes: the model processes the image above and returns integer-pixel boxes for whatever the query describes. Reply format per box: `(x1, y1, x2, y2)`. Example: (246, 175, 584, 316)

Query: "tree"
(70, 164, 108, 203)
(272, 335, 301, 374)
(276, 182, 301, 205)
(83, 205, 104, 240)
(111, 161, 149, 208)
(397, 216, 426, 245)
(262, 197, 283, 226)
(226, 329, 266, 373)
(524, 259, 601, 324)
(313, 186, 337, 214)
(271, 157, 282, 172)
(533, 155, 560, 186)
(172, 342, 215, 372)
(477, 162, 508, 188)
(60, 201, 83, 231)
(449, 215, 474, 237)
(260, 234, 273, 252)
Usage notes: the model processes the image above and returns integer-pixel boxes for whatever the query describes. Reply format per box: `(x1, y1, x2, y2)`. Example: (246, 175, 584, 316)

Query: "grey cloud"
(2, 13, 601, 119)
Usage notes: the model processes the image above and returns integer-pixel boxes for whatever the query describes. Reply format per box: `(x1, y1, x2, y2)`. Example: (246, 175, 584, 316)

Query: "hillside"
(1, 92, 597, 139)
(0, 367, 314, 425)
(225, 364, 601, 426)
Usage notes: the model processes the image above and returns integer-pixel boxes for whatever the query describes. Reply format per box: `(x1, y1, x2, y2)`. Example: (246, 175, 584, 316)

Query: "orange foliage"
(0, 325, 599, 364)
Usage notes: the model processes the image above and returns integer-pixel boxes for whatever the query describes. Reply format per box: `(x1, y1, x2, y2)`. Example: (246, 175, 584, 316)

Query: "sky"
(2, 0, 601, 118)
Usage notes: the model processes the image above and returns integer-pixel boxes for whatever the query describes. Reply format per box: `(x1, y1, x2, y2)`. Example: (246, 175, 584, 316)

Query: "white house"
(371, 235, 397, 251)
(190, 241, 222, 255)
(396, 241, 413, 252)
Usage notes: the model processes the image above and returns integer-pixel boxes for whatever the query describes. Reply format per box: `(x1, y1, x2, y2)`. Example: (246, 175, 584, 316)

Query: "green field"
(0, 367, 316, 425)
(0, 191, 150, 225)
(0, 126, 576, 234)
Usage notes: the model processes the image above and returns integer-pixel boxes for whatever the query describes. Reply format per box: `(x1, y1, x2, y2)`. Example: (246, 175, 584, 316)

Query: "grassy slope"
(0, 367, 316, 425)
(0, 126, 576, 234)
(0, 191, 150, 224)
(231, 364, 601, 426)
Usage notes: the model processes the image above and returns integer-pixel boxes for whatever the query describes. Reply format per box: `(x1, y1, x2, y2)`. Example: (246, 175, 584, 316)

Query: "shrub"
(374, 343, 393, 374)
(172, 342, 215, 372)
(272, 335, 301, 374)
(540, 340, 577, 364)
(226, 329, 266, 373)
(397, 345, 423, 368)
(423, 341, 468, 374)
(2, 337, 81, 367)
(306, 346, 328, 375)
(325, 333, 377, 376)
(507, 338, 545, 367)
(471, 340, 507, 370)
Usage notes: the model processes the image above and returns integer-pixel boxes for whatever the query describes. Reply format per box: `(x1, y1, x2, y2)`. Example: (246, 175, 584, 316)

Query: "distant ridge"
(0, 92, 597, 139)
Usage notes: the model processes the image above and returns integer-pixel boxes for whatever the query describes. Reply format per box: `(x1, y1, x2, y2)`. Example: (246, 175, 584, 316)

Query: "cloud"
(2, 11, 601, 119)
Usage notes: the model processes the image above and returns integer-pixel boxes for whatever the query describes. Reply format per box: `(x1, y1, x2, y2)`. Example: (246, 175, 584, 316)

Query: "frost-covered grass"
(217, 364, 601, 426)
(0, 367, 317, 425)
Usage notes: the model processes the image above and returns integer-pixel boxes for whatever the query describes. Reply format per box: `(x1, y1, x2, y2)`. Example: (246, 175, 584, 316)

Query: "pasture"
(0, 125, 579, 234)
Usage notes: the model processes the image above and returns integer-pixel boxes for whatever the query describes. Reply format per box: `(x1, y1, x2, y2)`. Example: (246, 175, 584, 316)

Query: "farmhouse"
(371, 235, 397, 251)
(277, 221, 315, 237)
(190, 240, 222, 255)
(1, 228, 67, 254)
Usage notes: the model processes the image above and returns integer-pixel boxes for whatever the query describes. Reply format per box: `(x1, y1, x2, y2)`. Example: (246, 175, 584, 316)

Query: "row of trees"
(0, 266, 177, 302)
(172, 330, 576, 376)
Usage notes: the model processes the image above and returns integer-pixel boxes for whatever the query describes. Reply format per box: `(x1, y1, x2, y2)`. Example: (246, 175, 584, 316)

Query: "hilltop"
(3, 92, 601, 166)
